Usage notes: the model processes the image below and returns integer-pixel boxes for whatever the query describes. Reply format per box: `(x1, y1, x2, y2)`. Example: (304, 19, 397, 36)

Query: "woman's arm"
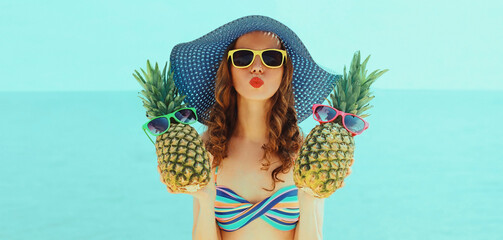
(294, 189, 325, 240)
(191, 137, 221, 240)
(192, 196, 221, 240)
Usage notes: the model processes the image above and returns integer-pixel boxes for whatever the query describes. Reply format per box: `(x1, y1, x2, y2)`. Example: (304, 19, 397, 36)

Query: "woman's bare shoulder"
(201, 130, 209, 140)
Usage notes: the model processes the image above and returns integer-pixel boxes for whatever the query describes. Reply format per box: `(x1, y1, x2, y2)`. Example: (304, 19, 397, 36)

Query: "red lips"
(249, 77, 264, 88)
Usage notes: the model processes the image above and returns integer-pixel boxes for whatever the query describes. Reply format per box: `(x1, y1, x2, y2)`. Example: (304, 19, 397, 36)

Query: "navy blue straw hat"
(169, 15, 341, 125)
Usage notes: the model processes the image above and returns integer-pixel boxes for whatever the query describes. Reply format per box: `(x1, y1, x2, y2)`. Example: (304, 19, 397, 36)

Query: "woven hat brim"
(170, 15, 341, 125)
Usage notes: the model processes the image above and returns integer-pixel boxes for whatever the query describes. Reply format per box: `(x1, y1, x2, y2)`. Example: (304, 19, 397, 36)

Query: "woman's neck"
(232, 95, 271, 143)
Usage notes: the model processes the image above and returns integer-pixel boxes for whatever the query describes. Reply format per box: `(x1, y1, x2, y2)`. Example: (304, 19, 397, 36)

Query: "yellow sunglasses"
(227, 48, 288, 69)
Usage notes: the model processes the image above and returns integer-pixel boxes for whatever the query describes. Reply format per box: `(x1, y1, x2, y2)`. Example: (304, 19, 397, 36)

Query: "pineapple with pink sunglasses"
(293, 51, 388, 198)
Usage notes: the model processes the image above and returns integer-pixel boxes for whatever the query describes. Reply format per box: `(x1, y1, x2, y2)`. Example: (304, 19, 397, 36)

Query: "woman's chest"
(216, 141, 298, 239)
(217, 161, 294, 203)
(217, 139, 295, 202)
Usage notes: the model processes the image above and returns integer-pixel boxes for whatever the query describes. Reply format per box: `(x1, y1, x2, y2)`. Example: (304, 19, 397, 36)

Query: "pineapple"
(293, 51, 388, 198)
(133, 60, 211, 193)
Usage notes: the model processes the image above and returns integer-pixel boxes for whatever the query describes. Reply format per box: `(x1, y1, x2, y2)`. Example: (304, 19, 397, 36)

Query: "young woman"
(160, 15, 343, 240)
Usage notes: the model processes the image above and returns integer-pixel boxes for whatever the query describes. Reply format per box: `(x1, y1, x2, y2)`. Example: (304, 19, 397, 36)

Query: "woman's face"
(230, 31, 284, 101)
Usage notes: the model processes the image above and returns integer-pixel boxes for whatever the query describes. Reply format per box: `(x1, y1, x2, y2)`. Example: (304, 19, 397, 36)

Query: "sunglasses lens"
(174, 109, 197, 123)
(313, 106, 337, 121)
(233, 50, 254, 67)
(343, 115, 365, 133)
(262, 50, 283, 67)
(147, 117, 169, 135)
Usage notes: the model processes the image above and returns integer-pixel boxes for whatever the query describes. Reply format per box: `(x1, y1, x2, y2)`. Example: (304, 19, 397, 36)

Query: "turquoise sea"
(0, 89, 501, 239)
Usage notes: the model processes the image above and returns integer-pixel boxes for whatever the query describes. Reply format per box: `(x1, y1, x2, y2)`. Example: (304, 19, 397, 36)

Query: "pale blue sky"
(1, 0, 501, 91)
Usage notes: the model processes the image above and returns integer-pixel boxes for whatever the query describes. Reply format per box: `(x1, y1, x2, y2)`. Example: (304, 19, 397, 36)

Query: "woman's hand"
(157, 152, 217, 201)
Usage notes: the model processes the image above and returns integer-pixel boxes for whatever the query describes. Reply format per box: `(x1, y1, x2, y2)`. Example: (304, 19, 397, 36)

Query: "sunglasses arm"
(143, 127, 156, 145)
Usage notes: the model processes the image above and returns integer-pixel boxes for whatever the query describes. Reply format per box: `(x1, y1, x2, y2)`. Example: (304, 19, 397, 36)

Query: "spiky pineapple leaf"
(134, 59, 191, 119)
(326, 50, 388, 117)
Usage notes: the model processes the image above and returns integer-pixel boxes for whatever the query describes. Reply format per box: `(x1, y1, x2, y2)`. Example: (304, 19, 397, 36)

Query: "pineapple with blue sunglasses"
(134, 60, 211, 193)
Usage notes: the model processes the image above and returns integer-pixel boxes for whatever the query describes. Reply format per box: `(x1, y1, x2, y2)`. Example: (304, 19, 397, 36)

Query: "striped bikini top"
(213, 166, 300, 232)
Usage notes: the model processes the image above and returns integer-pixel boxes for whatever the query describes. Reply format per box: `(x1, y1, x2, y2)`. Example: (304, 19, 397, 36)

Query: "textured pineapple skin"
(155, 123, 211, 193)
(294, 122, 354, 198)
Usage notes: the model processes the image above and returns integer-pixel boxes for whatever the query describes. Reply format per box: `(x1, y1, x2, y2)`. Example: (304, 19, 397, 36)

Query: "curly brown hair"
(202, 33, 304, 192)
